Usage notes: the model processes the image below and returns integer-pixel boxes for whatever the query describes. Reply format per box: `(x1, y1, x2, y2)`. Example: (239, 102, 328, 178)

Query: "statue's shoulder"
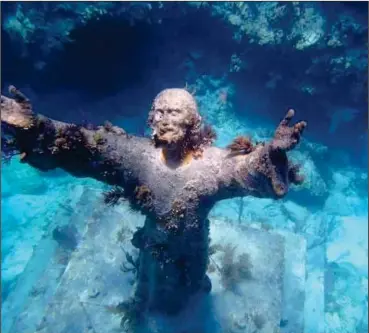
(201, 145, 228, 159)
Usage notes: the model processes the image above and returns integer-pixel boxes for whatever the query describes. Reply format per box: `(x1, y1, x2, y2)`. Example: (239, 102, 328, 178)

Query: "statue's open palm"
(1, 86, 34, 130)
(271, 109, 307, 152)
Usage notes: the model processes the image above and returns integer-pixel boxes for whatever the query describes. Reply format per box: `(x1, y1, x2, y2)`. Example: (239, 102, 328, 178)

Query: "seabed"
(2, 188, 307, 333)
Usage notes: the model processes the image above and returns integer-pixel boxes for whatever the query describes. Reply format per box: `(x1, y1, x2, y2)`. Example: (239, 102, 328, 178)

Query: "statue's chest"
(139, 166, 195, 212)
(125, 145, 221, 219)
(134, 161, 215, 217)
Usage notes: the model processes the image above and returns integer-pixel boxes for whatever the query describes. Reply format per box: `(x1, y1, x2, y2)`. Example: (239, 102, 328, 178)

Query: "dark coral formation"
(1, 2, 366, 164)
(2, 2, 366, 108)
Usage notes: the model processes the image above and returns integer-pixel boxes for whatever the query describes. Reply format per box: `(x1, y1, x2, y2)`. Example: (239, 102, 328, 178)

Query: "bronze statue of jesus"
(1, 86, 306, 320)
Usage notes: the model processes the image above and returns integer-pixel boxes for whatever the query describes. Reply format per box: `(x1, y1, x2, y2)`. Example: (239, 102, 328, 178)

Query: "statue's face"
(149, 89, 200, 147)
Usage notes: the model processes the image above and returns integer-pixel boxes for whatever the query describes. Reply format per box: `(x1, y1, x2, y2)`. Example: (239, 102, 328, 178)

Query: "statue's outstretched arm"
(1, 86, 132, 186)
(220, 109, 307, 200)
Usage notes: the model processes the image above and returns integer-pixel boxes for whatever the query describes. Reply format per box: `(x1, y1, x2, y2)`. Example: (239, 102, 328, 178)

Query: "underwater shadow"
(140, 293, 222, 333)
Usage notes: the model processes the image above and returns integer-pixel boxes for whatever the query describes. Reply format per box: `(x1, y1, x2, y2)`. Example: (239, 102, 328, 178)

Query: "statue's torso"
(114, 136, 230, 221)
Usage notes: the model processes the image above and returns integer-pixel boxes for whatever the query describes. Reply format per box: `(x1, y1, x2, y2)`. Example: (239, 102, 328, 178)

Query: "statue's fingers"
(279, 109, 295, 127)
(290, 121, 307, 147)
(1, 95, 12, 113)
(1, 94, 12, 103)
(1, 94, 33, 128)
(293, 121, 307, 135)
(9, 85, 30, 104)
(1, 95, 7, 105)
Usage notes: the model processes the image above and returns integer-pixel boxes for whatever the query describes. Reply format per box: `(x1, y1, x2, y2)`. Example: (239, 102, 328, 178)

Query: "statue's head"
(147, 89, 203, 149)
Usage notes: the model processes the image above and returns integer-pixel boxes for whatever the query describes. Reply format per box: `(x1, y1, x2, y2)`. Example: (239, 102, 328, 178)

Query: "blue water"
(1, 2, 368, 333)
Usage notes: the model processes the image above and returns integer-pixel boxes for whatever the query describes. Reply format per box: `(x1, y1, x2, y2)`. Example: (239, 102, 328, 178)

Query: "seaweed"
(227, 136, 254, 155)
(105, 298, 144, 330)
(120, 249, 139, 276)
(218, 243, 253, 290)
(103, 186, 126, 206)
(132, 185, 153, 210)
(200, 123, 217, 146)
(116, 225, 132, 243)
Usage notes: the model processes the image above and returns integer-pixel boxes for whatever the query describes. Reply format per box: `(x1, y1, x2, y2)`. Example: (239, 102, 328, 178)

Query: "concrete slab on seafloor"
(6, 212, 307, 333)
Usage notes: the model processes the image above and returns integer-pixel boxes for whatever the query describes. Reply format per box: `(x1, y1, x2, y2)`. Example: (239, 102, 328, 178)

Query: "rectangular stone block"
(2, 188, 113, 333)
(6, 214, 307, 333)
(206, 219, 285, 333)
(32, 205, 144, 333)
(277, 230, 307, 333)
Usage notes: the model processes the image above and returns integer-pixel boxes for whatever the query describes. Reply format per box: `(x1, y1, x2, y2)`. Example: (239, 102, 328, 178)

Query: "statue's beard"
(153, 125, 186, 147)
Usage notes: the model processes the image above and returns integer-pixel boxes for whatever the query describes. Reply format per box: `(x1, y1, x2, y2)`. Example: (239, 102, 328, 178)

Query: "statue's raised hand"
(1, 85, 35, 130)
(271, 109, 307, 152)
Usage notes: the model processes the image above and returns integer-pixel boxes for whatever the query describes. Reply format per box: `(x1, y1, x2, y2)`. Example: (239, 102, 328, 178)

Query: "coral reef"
(2, 2, 366, 152)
